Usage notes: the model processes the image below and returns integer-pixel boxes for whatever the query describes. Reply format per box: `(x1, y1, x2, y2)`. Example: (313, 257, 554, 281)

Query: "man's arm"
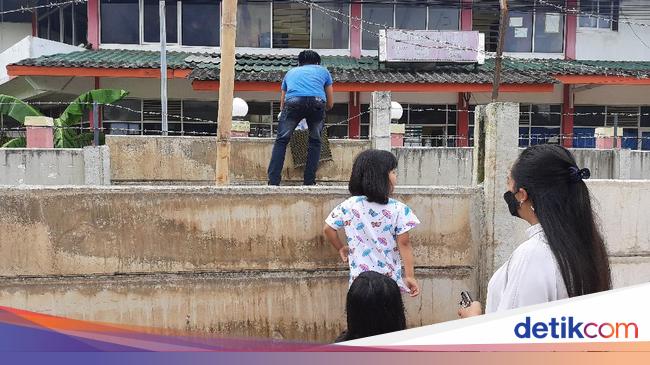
(325, 85, 334, 111)
(280, 90, 286, 110)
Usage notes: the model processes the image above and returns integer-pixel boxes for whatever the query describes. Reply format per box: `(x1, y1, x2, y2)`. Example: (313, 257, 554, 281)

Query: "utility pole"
(491, 0, 508, 102)
(216, 0, 237, 185)
(160, 0, 168, 135)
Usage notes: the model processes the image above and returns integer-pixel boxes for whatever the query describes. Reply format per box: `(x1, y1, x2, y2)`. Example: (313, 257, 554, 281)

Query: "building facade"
(1, 0, 650, 150)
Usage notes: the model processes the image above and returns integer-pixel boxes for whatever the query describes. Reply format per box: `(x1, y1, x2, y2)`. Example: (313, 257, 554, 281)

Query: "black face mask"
(503, 191, 520, 218)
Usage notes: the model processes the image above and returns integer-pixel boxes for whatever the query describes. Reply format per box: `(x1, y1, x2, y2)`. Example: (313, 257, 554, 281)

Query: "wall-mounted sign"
(379, 29, 485, 64)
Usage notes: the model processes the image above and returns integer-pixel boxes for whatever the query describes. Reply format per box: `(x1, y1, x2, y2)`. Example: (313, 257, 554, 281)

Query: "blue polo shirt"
(281, 65, 333, 100)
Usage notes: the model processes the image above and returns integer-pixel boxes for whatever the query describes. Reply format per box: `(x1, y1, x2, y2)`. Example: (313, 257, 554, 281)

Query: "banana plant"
(1, 89, 128, 148)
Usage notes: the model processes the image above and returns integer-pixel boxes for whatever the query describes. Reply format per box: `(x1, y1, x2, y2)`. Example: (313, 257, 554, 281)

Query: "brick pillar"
(25, 116, 54, 148)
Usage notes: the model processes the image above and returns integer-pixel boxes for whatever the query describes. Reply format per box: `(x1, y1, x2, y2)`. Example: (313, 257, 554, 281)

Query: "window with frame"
(518, 104, 562, 147)
(504, 0, 564, 53)
(311, 1, 349, 49)
(37, 4, 87, 45)
(579, 0, 618, 30)
(100, 0, 140, 44)
(237, 0, 272, 47)
(143, 0, 178, 43)
(182, 0, 220, 46)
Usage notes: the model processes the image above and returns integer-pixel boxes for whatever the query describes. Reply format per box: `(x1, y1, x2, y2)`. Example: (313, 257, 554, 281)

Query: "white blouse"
(486, 224, 569, 313)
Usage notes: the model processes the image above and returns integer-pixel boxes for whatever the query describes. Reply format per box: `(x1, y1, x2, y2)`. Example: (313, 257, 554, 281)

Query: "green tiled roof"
(11, 49, 650, 84)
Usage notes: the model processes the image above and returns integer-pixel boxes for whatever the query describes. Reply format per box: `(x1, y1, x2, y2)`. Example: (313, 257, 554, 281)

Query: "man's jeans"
(268, 96, 325, 185)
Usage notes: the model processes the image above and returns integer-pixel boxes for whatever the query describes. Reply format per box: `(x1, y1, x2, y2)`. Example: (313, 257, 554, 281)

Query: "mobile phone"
(459, 291, 473, 308)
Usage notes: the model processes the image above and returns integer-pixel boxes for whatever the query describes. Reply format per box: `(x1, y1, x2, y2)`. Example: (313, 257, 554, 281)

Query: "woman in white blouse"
(459, 144, 611, 317)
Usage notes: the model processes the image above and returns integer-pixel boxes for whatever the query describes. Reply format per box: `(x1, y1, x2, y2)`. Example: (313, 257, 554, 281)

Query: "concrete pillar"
(83, 145, 111, 185)
(613, 148, 632, 180)
(25, 116, 54, 148)
(370, 91, 391, 151)
(473, 102, 526, 299)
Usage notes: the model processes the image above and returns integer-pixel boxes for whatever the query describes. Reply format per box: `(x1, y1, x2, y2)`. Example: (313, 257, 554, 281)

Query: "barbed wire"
(537, 0, 650, 29)
(0, 0, 87, 15)
(297, 0, 650, 79)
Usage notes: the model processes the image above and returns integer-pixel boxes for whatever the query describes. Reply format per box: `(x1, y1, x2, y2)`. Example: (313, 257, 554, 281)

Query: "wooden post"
(216, 0, 237, 185)
(491, 0, 508, 102)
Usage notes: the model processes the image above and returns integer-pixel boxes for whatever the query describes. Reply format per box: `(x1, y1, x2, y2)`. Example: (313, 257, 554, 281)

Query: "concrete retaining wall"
(570, 149, 615, 179)
(0, 146, 110, 185)
(630, 151, 650, 180)
(106, 136, 369, 185)
(394, 147, 473, 186)
(0, 186, 482, 342)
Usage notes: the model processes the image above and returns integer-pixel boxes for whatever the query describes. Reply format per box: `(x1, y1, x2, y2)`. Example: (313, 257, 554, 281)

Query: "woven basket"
(289, 127, 333, 167)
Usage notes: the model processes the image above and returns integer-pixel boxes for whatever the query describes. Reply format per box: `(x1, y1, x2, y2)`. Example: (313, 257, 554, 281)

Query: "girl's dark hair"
(336, 271, 406, 342)
(348, 149, 398, 204)
(298, 50, 321, 66)
(511, 144, 611, 297)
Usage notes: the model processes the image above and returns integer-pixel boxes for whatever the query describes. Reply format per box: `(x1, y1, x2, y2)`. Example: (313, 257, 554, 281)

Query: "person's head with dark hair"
(336, 271, 407, 342)
(506, 144, 611, 297)
(348, 149, 398, 204)
(298, 50, 322, 66)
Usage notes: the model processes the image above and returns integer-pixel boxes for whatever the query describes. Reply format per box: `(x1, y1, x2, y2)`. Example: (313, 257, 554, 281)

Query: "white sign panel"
(379, 30, 484, 64)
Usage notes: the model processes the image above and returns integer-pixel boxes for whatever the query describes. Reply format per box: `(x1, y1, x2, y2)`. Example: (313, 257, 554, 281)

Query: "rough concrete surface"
(0, 269, 475, 343)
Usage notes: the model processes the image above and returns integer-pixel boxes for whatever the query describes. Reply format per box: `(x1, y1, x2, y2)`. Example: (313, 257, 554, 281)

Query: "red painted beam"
(461, 0, 473, 31)
(457, 93, 470, 147)
(348, 92, 361, 139)
(7, 66, 192, 79)
(87, 0, 100, 49)
(562, 84, 574, 148)
(555, 75, 650, 85)
(565, 0, 577, 60)
(193, 81, 556, 93)
(350, 1, 362, 59)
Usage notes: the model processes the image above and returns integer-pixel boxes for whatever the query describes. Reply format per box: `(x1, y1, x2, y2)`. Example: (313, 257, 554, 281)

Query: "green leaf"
(55, 89, 128, 148)
(57, 89, 129, 128)
(0, 95, 42, 124)
(1, 137, 26, 148)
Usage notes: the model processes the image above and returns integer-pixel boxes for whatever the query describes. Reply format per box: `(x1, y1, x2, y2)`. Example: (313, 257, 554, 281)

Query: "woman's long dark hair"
(348, 149, 398, 204)
(336, 271, 406, 342)
(511, 144, 611, 297)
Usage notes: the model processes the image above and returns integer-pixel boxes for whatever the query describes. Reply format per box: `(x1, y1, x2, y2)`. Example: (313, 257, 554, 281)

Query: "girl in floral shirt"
(324, 149, 420, 297)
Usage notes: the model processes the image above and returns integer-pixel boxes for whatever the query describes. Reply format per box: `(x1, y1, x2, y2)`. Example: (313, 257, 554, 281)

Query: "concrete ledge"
(0, 186, 483, 277)
(0, 268, 475, 342)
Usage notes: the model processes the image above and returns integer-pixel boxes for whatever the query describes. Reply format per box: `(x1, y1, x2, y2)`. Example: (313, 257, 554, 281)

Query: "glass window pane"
(362, 4, 393, 50)
(103, 99, 142, 121)
(182, 0, 220, 46)
(38, 15, 48, 39)
(534, 12, 564, 53)
(575, 106, 606, 127)
(273, 2, 310, 48)
(311, 2, 349, 49)
(183, 100, 217, 124)
(519, 104, 531, 125)
(144, 0, 178, 43)
(101, 0, 139, 44)
(237, 0, 271, 47)
(395, 4, 426, 30)
(504, 11, 532, 52)
(598, 0, 612, 29)
(50, 9, 61, 42)
(409, 105, 447, 125)
(428, 7, 459, 30)
(641, 106, 650, 127)
(74, 4, 88, 45)
(579, 0, 598, 27)
(531, 104, 561, 126)
(63, 6, 73, 44)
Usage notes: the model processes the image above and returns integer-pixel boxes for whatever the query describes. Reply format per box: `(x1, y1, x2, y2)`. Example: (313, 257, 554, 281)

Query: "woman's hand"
(338, 246, 349, 262)
(404, 276, 420, 297)
(458, 301, 483, 318)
